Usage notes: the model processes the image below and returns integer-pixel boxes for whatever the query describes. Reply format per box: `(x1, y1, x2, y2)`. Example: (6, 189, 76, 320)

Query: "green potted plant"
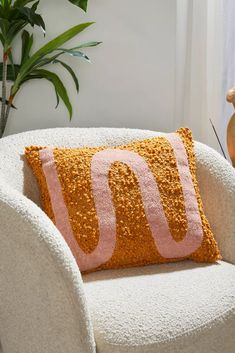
(0, 0, 101, 137)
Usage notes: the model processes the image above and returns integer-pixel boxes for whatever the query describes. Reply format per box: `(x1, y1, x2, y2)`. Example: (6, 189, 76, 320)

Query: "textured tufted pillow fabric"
(25, 128, 221, 272)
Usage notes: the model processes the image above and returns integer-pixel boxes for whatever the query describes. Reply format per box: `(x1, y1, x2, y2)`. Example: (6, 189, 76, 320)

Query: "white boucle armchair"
(0, 127, 235, 353)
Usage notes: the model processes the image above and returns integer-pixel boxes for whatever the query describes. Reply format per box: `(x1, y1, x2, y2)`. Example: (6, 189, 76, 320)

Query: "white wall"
(3, 0, 176, 135)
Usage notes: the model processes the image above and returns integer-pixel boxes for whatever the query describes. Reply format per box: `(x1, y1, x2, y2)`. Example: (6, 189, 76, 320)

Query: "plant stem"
(0, 52, 8, 138)
(2, 95, 14, 135)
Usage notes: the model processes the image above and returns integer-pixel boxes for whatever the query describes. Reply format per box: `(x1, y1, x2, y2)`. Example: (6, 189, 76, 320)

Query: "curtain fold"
(175, 0, 223, 152)
(223, 0, 235, 158)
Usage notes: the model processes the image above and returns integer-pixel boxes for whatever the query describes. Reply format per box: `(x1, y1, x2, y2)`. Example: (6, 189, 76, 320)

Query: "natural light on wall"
(0, 0, 227, 154)
(175, 0, 223, 152)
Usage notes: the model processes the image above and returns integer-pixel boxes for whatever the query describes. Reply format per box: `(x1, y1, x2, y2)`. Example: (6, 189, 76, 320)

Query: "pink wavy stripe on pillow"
(39, 133, 203, 271)
(39, 148, 112, 272)
(91, 135, 203, 259)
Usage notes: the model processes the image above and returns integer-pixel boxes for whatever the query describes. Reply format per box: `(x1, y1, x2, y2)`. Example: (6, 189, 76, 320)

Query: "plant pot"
(227, 112, 235, 167)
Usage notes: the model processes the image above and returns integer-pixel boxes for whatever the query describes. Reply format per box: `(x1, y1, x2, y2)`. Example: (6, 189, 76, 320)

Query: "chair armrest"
(0, 180, 96, 353)
(195, 142, 235, 264)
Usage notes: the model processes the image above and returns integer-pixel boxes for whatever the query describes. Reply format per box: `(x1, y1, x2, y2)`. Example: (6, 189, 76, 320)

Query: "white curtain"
(223, 0, 235, 157)
(175, 0, 224, 152)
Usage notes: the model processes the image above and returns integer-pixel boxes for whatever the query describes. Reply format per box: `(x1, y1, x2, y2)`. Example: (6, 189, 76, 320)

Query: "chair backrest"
(2, 126, 234, 262)
(0, 127, 163, 206)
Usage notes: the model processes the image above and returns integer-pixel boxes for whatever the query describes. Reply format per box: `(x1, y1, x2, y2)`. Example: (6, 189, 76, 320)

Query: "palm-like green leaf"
(0, 0, 45, 50)
(8, 50, 16, 79)
(0, 0, 12, 11)
(0, 19, 10, 38)
(0, 5, 99, 123)
(57, 48, 90, 62)
(12, 21, 94, 94)
(0, 62, 20, 80)
(13, 0, 36, 7)
(68, 0, 88, 12)
(25, 69, 73, 118)
(2, 19, 26, 48)
(0, 33, 4, 45)
(0, 0, 97, 137)
(13, 0, 88, 11)
(35, 40, 101, 67)
(53, 59, 79, 92)
(70, 41, 102, 49)
(34, 53, 61, 68)
(21, 29, 33, 64)
(17, 1, 45, 32)
(8, 25, 100, 117)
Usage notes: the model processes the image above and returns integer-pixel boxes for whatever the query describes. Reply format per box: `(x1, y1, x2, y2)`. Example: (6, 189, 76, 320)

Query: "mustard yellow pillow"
(25, 128, 221, 272)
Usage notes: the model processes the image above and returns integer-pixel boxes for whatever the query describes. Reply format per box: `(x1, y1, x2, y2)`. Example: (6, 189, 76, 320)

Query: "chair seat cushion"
(83, 261, 235, 353)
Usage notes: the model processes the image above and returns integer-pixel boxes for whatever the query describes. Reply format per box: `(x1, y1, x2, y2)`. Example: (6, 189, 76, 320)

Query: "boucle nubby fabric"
(25, 128, 220, 272)
(84, 261, 235, 353)
(0, 128, 234, 353)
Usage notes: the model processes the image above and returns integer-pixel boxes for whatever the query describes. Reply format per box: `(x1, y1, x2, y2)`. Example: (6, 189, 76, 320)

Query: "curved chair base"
(84, 261, 235, 353)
